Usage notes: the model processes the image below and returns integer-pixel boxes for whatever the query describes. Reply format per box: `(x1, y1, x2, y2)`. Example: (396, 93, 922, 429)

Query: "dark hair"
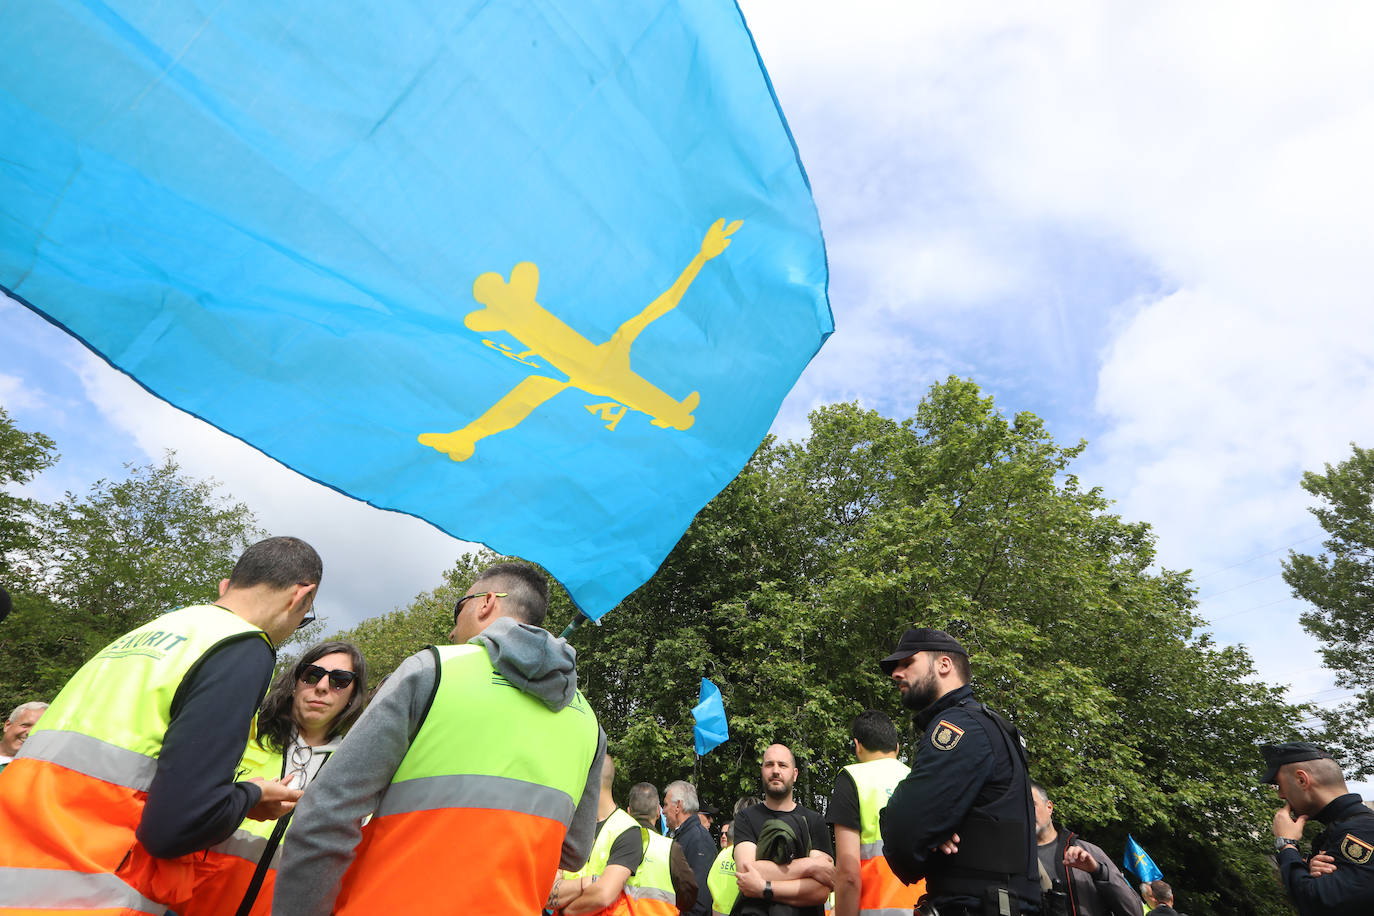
(733, 795, 760, 817)
(255, 641, 367, 753)
(949, 652, 971, 683)
(229, 536, 322, 591)
(628, 782, 660, 821)
(851, 709, 898, 752)
(1148, 881, 1172, 904)
(475, 562, 549, 625)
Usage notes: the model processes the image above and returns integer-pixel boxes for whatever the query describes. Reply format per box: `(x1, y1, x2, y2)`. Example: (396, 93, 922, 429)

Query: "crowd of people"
(0, 535, 1371, 915)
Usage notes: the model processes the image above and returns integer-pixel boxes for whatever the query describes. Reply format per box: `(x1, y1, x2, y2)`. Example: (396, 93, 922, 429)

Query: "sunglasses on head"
(299, 664, 356, 690)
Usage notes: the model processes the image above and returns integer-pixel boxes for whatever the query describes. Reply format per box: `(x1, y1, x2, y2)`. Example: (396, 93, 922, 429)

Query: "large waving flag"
(0, 1, 831, 617)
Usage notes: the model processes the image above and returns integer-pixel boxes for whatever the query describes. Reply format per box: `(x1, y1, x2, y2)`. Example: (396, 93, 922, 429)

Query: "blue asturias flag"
(692, 678, 729, 756)
(0, 1, 831, 618)
(1123, 835, 1163, 883)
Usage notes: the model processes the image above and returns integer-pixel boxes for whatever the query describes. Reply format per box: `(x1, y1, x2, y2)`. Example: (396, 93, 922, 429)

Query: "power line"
(1193, 534, 1323, 582)
(1205, 595, 1299, 624)
(1197, 571, 1283, 602)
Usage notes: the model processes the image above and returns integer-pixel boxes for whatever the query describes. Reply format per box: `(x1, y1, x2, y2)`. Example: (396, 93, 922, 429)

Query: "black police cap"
(879, 627, 967, 675)
(1260, 742, 1335, 784)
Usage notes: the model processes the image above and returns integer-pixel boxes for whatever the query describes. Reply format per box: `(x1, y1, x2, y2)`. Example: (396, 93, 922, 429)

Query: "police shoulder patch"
(931, 719, 965, 751)
(1340, 833, 1374, 865)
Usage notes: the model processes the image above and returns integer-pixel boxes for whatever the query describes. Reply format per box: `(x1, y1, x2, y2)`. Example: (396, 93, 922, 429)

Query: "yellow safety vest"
(0, 605, 271, 914)
(707, 846, 738, 916)
(843, 757, 923, 916)
(625, 829, 677, 916)
(336, 643, 600, 915)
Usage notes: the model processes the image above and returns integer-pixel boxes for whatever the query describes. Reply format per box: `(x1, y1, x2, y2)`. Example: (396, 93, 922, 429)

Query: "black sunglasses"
(453, 591, 507, 626)
(299, 664, 356, 690)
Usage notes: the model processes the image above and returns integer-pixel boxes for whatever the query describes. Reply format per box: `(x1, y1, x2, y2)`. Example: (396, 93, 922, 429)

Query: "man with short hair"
(553, 754, 643, 915)
(0, 701, 47, 769)
(275, 561, 604, 916)
(1263, 741, 1374, 914)
(879, 627, 1039, 914)
(1145, 881, 1180, 915)
(627, 781, 700, 916)
(1032, 782, 1142, 916)
(667, 779, 715, 916)
(732, 743, 835, 915)
(828, 709, 923, 916)
(0, 536, 314, 912)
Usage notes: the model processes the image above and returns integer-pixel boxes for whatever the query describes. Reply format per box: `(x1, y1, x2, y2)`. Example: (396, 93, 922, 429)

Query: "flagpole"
(558, 611, 591, 640)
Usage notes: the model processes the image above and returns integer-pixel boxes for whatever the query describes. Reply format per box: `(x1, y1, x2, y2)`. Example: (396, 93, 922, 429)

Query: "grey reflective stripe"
(860, 839, 885, 859)
(212, 827, 271, 864)
(0, 866, 164, 914)
(19, 729, 157, 791)
(860, 909, 918, 916)
(626, 885, 675, 903)
(713, 910, 731, 916)
(376, 773, 576, 825)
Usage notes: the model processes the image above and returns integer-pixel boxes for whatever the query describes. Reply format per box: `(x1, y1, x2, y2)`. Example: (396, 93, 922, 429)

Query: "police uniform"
(1263, 742, 1374, 915)
(877, 629, 1039, 915)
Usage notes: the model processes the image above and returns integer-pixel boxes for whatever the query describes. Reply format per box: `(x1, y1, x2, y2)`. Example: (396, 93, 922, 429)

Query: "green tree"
(1282, 443, 1374, 774)
(0, 452, 263, 709)
(0, 405, 58, 580)
(328, 379, 1302, 914)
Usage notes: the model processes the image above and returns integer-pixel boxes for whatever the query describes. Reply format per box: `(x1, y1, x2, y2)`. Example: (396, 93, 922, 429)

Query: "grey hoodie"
(273, 618, 606, 916)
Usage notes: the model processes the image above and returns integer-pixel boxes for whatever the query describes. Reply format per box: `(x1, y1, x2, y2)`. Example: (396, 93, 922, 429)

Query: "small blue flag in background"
(0, 1, 831, 619)
(1123, 835, 1163, 883)
(692, 678, 729, 756)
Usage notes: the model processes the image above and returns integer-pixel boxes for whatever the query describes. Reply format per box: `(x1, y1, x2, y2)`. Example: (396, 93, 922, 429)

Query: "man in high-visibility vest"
(552, 754, 643, 915)
(707, 796, 760, 916)
(0, 535, 316, 914)
(624, 781, 697, 916)
(826, 710, 923, 916)
(274, 562, 604, 916)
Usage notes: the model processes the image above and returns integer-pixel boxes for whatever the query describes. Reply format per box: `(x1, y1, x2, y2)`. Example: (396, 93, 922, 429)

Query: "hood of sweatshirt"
(471, 616, 580, 711)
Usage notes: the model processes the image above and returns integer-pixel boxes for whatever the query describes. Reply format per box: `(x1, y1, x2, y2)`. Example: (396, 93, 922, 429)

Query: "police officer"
(878, 628, 1039, 915)
(1262, 741, 1374, 915)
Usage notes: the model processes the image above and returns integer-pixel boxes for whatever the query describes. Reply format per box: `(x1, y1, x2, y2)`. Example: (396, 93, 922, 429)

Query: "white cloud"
(0, 372, 43, 411)
(71, 350, 477, 629)
(746, 0, 1374, 760)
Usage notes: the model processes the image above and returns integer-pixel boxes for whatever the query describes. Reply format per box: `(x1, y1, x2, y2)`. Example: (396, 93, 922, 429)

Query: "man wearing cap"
(878, 628, 1039, 915)
(1262, 741, 1374, 914)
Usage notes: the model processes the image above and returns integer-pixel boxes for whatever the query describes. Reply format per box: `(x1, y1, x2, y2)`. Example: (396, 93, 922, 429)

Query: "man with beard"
(732, 743, 834, 915)
(1032, 782, 1142, 916)
(878, 628, 1039, 915)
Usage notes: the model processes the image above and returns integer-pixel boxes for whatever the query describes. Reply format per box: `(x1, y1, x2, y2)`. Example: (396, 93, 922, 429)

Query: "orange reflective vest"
(334, 644, 600, 915)
(0, 605, 272, 916)
(844, 757, 924, 916)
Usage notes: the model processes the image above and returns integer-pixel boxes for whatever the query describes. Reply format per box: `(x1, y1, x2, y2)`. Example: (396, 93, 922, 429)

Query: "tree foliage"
(1282, 443, 1374, 774)
(343, 378, 1301, 915)
(0, 435, 262, 709)
(0, 405, 58, 580)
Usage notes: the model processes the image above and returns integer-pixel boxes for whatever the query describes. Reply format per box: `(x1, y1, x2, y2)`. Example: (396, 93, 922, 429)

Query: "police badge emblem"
(932, 720, 965, 751)
(1340, 833, 1373, 865)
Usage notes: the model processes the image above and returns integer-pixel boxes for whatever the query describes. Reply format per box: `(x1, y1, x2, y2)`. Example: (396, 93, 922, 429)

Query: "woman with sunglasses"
(184, 641, 368, 916)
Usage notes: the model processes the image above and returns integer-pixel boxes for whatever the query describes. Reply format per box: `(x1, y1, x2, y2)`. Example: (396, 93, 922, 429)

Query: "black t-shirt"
(598, 814, 643, 875)
(825, 770, 861, 832)
(734, 801, 833, 858)
(734, 802, 831, 916)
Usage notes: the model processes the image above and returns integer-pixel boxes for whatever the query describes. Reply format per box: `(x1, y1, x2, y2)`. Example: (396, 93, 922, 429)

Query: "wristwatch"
(763, 880, 774, 902)
(1275, 837, 1299, 852)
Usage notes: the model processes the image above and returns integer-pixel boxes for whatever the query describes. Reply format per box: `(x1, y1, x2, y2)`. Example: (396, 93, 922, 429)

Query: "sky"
(3, 2, 1373, 787)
